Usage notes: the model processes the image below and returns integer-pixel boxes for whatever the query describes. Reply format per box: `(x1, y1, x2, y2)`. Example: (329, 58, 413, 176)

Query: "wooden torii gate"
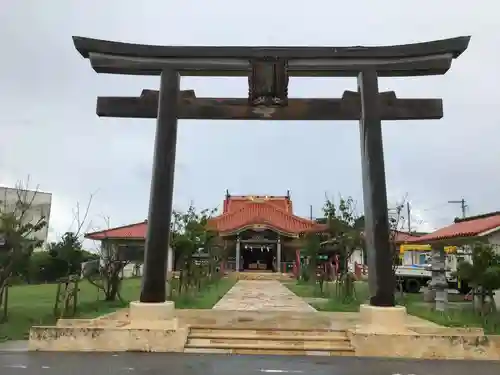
(73, 36, 470, 307)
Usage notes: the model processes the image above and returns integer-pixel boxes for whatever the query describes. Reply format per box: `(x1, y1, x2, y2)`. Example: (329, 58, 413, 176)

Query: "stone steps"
(232, 272, 295, 281)
(184, 327, 355, 356)
(188, 338, 352, 349)
(189, 327, 345, 337)
(189, 333, 348, 341)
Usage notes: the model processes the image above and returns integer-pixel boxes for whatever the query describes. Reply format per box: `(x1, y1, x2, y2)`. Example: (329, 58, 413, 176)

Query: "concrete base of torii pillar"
(354, 304, 410, 334)
(129, 246, 177, 329)
(128, 300, 178, 329)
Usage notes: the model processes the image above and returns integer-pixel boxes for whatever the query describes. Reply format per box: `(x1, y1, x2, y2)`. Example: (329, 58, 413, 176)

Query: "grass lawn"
(284, 280, 370, 312)
(0, 276, 235, 342)
(170, 276, 236, 309)
(285, 280, 500, 334)
(401, 293, 500, 334)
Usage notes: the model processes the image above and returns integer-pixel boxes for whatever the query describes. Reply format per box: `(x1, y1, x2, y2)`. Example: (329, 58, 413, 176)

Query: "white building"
(348, 230, 423, 272)
(0, 186, 52, 246)
(408, 212, 500, 251)
(402, 211, 500, 273)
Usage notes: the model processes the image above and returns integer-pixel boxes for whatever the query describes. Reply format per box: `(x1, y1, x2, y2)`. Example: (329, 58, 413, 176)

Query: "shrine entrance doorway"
(242, 243, 276, 272)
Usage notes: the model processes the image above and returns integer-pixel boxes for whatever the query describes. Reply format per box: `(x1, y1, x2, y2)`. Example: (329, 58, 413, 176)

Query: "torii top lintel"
(72, 36, 470, 77)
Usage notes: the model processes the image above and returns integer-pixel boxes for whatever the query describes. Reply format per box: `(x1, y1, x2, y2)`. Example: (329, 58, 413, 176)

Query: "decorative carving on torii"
(248, 58, 289, 107)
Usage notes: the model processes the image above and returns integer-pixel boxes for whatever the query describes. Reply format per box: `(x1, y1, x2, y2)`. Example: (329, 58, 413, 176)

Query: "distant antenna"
(225, 189, 230, 199)
(448, 198, 467, 218)
(286, 190, 290, 199)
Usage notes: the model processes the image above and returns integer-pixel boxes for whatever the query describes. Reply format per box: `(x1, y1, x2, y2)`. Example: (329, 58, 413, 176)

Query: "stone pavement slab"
(212, 280, 316, 312)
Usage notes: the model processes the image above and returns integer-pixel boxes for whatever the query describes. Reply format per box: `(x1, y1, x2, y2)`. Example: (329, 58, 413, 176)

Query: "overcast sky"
(1, 0, 498, 242)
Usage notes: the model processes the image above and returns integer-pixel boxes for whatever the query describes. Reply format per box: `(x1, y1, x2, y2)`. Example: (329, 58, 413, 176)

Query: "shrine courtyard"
(27, 272, 500, 360)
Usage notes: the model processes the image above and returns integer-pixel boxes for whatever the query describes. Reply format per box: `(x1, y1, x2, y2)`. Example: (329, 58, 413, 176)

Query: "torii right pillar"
(357, 69, 406, 333)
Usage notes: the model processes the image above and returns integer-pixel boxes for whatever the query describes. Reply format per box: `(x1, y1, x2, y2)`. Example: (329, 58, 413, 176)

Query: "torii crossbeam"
(96, 90, 443, 121)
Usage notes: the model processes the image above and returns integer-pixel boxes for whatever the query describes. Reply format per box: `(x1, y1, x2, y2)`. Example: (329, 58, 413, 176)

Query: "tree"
(25, 233, 98, 284)
(323, 197, 364, 267)
(302, 231, 320, 283)
(52, 192, 130, 303)
(456, 243, 500, 314)
(388, 198, 407, 296)
(170, 204, 218, 296)
(28, 251, 55, 283)
(35, 192, 98, 283)
(321, 195, 364, 300)
(0, 181, 48, 319)
(84, 216, 141, 302)
(48, 233, 86, 276)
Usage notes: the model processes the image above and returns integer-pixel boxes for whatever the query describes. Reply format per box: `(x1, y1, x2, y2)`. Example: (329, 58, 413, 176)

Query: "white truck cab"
(396, 245, 471, 293)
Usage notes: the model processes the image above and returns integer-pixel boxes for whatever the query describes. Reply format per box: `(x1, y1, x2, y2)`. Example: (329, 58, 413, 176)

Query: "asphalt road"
(0, 352, 499, 375)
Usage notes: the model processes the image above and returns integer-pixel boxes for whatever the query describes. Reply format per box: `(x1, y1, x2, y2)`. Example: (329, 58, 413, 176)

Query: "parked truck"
(396, 244, 471, 294)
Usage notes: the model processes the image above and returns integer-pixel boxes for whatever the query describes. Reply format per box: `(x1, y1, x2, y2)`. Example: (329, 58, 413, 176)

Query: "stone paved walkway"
(212, 280, 316, 312)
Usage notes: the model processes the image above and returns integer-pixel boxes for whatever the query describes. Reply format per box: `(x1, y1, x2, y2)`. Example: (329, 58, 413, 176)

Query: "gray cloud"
(1, 0, 499, 241)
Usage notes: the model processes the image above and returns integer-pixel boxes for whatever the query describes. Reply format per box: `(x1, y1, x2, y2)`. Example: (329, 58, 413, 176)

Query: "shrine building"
(84, 191, 324, 274)
(207, 191, 323, 272)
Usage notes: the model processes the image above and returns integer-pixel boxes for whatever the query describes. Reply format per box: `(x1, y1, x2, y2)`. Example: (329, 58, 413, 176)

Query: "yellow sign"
(399, 244, 457, 254)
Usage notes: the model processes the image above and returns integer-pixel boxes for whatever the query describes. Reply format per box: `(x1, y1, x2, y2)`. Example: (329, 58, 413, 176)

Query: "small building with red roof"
(407, 211, 500, 246)
(85, 220, 149, 242)
(401, 212, 500, 273)
(392, 230, 423, 244)
(84, 220, 150, 278)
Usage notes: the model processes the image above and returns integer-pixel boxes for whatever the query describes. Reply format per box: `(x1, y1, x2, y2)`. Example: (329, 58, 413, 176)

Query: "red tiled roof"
(408, 212, 500, 243)
(209, 196, 318, 236)
(85, 221, 147, 240)
(84, 218, 429, 242)
(223, 195, 292, 213)
(84, 195, 316, 240)
(392, 231, 421, 244)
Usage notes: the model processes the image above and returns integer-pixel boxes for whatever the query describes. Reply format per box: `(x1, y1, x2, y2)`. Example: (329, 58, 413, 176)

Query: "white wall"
(349, 248, 364, 272)
(122, 263, 143, 278)
(487, 230, 500, 247)
(97, 242, 173, 279)
(0, 186, 52, 245)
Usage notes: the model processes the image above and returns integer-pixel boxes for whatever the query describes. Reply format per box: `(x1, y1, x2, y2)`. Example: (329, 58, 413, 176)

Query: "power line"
(448, 198, 468, 218)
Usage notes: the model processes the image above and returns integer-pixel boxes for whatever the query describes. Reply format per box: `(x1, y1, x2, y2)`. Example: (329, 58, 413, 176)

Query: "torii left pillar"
(357, 70, 406, 333)
(130, 69, 179, 323)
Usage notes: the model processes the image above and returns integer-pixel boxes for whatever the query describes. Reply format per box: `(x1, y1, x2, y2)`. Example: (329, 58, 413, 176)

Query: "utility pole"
(309, 205, 313, 220)
(406, 202, 411, 233)
(448, 198, 467, 218)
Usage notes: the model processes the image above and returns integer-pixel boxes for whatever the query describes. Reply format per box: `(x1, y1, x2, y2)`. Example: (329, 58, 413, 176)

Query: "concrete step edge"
(188, 326, 347, 333)
(188, 333, 349, 341)
(185, 342, 354, 352)
(184, 348, 355, 356)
